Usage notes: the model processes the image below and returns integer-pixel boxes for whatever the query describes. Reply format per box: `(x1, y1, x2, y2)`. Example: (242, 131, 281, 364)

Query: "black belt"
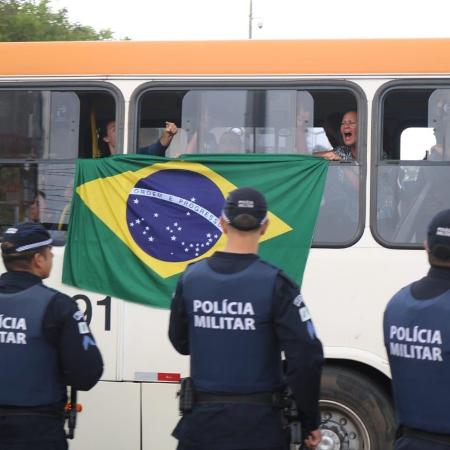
(196, 391, 281, 406)
(0, 406, 63, 418)
(401, 426, 450, 446)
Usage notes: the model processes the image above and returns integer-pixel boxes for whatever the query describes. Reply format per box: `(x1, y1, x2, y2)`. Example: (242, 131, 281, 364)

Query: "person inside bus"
(217, 129, 243, 153)
(423, 127, 447, 161)
(98, 120, 178, 157)
(314, 110, 358, 161)
(27, 190, 46, 223)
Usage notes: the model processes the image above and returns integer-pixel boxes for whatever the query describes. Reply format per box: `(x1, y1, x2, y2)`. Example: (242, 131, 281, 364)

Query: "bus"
(1, 38, 450, 450)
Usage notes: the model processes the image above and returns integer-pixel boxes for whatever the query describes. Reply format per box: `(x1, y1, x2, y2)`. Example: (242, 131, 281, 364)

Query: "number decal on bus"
(73, 295, 111, 331)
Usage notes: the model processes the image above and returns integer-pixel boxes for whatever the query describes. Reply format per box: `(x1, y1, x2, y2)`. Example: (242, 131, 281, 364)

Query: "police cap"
(1, 223, 53, 255)
(427, 209, 450, 260)
(222, 187, 268, 231)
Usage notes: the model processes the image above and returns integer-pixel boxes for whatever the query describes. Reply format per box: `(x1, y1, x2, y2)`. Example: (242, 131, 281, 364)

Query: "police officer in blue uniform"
(169, 187, 324, 450)
(0, 223, 103, 450)
(384, 209, 450, 450)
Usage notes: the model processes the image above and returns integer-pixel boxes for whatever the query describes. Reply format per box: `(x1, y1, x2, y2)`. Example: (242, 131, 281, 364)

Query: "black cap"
(1, 223, 53, 255)
(222, 187, 268, 231)
(427, 209, 450, 260)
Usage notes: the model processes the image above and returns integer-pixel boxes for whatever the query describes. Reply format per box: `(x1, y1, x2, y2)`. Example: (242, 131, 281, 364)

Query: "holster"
(281, 385, 302, 446)
(177, 377, 195, 415)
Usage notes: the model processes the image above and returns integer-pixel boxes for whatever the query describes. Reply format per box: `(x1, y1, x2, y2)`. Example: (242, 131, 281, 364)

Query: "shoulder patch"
(299, 306, 311, 322)
(73, 310, 84, 321)
(78, 322, 90, 334)
(293, 294, 304, 307)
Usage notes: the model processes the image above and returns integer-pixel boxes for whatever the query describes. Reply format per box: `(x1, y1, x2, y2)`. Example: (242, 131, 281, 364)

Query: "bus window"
(374, 86, 450, 245)
(0, 88, 116, 239)
(137, 86, 362, 245)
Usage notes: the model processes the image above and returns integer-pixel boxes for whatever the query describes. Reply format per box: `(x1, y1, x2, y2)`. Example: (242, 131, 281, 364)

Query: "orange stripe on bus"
(1, 39, 450, 77)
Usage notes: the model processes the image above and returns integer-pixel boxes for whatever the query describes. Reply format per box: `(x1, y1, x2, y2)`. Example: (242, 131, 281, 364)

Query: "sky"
(49, 0, 450, 41)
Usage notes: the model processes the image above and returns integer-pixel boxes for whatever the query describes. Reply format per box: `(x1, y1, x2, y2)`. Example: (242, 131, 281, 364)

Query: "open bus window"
(375, 87, 450, 245)
(139, 89, 332, 155)
(0, 88, 116, 240)
(138, 87, 361, 245)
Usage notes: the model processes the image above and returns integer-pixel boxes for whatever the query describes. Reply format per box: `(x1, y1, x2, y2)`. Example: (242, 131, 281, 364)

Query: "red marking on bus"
(157, 372, 181, 382)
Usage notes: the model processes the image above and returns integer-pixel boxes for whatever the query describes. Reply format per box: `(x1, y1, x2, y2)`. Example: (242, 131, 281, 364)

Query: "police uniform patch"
(78, 322, 89, 334)
(73, 311, 84, 321)
(293, 294, 304, 307)
(299, 306, 311, 322)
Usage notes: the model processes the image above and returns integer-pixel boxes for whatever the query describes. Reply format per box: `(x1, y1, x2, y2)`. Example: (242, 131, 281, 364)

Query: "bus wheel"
(318, 366, 396, 450)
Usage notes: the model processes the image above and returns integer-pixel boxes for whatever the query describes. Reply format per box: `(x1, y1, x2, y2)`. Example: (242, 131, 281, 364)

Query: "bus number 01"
(72, 295, 111, 331)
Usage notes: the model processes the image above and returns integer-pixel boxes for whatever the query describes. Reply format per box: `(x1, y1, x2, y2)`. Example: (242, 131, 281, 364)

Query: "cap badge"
(237, 200, 254, 208)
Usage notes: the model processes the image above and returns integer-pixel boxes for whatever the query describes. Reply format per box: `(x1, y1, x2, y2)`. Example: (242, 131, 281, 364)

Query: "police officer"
(0, 223, 103, 450)
(384, 209, 450, 450)
(169, 187, 324, 450)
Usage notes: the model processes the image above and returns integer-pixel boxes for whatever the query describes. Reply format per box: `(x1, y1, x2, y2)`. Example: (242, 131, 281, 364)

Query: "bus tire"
(319, 365, 396, 450)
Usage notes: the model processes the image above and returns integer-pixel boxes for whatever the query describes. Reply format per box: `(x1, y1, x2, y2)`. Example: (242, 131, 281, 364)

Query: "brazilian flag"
(62, 154, 328, 308)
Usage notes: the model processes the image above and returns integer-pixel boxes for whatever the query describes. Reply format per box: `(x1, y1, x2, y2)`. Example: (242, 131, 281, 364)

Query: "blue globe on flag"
(126, 169, 224, 262)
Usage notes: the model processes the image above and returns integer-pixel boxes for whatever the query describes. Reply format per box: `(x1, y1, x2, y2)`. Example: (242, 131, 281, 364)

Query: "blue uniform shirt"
(0, 271, 104, 411)
(384, 266, 450, 434)
(169, 252, 323, 450)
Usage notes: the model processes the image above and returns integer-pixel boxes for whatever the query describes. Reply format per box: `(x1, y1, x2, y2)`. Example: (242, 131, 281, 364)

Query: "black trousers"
(395, 437, 450, 450)
(0, 415, 67, 450)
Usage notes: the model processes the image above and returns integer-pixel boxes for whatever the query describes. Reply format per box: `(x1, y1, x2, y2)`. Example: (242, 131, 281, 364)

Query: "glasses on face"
(341, 121, 357, 127)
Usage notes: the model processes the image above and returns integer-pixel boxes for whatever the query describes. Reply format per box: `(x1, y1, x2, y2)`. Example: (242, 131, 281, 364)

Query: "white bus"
(1, 38, 450, 450)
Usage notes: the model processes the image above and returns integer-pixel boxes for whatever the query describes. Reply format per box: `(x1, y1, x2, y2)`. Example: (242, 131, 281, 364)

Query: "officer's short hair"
(427, 209, 450, 261)
(1, 223, 53, 270)
(222, 187, 268, 231)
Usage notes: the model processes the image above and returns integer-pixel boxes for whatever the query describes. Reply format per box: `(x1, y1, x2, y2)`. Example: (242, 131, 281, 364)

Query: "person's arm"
(313, 150, 341, 161)
(168, 278, 190, 355)
(43, 293, 104, 391)
(273, 272, 324, 439)
(138, 122, 178, 156)
(138, 140, 168, 156)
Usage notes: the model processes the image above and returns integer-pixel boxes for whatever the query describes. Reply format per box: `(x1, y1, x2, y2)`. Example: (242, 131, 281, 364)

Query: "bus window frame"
(0, 81, 124, 240)
(0, 81, 125, 158)
(129, 80, 367, 249)
(371, 79, 450, 250)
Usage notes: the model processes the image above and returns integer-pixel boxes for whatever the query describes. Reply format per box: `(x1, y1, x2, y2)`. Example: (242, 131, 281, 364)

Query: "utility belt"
(177, 377, 283, 415)
(0, 406, 64, 418)
(196, 391, 282, 406)
(399, 426, 450, 446)
(0, 387, 79, 440)
(177, 378, 302, 446)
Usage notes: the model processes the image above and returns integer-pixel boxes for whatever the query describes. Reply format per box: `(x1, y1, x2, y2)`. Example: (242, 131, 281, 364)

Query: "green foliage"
(0, 0, 114, 41)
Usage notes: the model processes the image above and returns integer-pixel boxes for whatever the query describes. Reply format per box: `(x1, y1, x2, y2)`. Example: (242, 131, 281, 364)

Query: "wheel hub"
(318, 428, 342, 450)
(318, 420, 349, 450)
